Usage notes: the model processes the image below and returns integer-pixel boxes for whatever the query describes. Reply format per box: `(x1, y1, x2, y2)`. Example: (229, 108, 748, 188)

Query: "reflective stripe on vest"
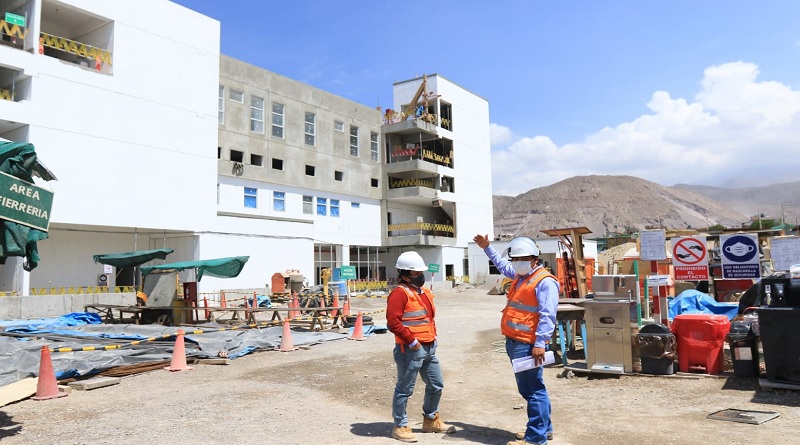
(393, 284, 436, 344)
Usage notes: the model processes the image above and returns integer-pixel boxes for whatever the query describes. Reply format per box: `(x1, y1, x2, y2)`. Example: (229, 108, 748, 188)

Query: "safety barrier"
(28, 286, 137, 296)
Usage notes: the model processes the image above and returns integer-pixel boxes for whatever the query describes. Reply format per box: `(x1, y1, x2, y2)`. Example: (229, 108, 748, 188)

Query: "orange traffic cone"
(220, 291, 227, 308)
(279, 320, 297, 352)
(331, 292, 339, 317)
(32, 346, 67, 400)
(349, 311, 365, 341)
(343, 296, 351, 316)
(165, 330, 193, 371)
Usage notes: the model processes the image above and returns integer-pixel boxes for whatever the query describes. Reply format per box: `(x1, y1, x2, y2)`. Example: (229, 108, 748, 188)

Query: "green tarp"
(92, 248, 174, 268)
(0, 142, 57, 271)
(140, 256, 249, 281)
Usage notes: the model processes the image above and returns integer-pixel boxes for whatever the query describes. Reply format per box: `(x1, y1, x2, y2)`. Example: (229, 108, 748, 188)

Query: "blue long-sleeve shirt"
(484, 244, 559, 348)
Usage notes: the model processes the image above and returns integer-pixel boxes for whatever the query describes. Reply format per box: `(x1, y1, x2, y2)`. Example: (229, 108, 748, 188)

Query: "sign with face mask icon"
(720, 233, 760, 279)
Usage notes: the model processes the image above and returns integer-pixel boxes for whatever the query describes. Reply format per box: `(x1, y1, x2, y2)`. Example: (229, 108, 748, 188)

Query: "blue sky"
(172, 1, 800, 196)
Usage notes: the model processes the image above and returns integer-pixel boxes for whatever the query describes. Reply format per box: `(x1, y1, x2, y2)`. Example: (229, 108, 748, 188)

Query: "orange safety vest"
(501, 267, 555, 344)
(393, 284, 436, 344)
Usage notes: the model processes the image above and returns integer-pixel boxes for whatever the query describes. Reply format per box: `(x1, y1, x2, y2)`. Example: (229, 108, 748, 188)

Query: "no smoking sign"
(671, 236, 709, 280)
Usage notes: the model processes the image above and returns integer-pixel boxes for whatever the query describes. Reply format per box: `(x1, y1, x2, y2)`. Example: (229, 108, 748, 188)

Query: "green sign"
(5, 12, 25, 27)
(0, 171, 53, 231)
(340, 265, 356, 280)
(427, 263, 440, 273)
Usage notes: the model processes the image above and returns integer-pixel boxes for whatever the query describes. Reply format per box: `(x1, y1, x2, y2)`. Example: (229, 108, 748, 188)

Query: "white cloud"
(490, 123, 515, 146)
(490, 62, 800, 196)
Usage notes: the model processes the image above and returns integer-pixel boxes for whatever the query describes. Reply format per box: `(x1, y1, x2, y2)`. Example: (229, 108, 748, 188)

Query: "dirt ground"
(1, 283, 799, 445)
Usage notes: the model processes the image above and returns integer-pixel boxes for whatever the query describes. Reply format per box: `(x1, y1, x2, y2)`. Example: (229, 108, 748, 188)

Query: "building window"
(335, 171, 344, 181)
(351, 202, 360, 208)
(330, 199, 340, 217)
(303, 195, 313, 214)
(218, 85, 224, 125)
(229, 89, 243, 103)
(272, 158, 284, 170)
(334, 120, 344, 132)
(230, 150, 243, 162)
(371, 178, 379, 188)
(250, 154, 263, 166)
(304, 112, 315, 146)
(370, 132, 379, 162)
(349, 126, 359, 157)
(250, 96, 264, 133)
(305, 165, 315, 176)
(217, 147, 221, 159)
(317, 197, 327, 216)
(217, 183, 220, 205)
(272, 102, 285, 138)
(244, 187, 257, 208)
(273, 191, 285, 212)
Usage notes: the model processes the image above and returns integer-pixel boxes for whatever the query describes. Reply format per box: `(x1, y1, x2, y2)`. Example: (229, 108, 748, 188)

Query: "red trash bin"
(671, 314, 731, 375)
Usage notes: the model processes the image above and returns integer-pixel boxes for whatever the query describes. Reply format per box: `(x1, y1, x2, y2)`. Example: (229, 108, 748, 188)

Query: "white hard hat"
(396, 251, 428, 271)
(505, 236, 540, 258)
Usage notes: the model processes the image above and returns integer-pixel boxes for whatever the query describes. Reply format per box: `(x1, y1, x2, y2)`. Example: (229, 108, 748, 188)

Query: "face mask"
(512, 261, 533, 276)
(409, 274, 426, 287)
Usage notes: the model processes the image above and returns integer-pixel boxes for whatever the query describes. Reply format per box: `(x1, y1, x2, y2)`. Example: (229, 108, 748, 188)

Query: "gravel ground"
(1, 283, 799, 445)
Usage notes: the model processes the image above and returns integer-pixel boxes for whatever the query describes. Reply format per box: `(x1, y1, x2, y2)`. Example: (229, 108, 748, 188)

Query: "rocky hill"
(493, 175, 752, 239)
(672, 181, 800, 224)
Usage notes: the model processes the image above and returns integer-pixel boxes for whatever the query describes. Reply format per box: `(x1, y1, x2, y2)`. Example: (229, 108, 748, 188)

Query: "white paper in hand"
(511, 351, 555, 373)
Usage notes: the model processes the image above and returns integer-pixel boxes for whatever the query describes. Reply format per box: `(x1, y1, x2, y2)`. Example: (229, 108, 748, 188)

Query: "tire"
(344, 315, 373, 327)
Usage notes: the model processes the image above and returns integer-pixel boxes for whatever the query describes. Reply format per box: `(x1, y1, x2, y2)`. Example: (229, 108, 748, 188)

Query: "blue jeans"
(392, 341, 443, 427)
(506, 338, 552, 444)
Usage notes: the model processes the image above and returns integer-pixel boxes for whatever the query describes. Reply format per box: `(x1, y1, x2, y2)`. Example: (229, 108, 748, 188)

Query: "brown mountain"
(493, 175, 751, 239)
(672, 181, 800, 225)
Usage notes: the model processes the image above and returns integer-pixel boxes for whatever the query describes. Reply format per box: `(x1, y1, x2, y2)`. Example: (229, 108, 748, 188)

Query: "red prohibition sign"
(673, 238, 706, 265)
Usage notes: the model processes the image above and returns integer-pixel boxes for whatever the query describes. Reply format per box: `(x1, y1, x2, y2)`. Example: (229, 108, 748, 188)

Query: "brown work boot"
(391, 426, 417, 443)
(515, 431, 554, 441)
(422, 412, 456, 433)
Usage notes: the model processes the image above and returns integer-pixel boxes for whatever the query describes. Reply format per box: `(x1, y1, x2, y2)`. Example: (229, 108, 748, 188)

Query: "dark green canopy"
(0, 141, 57, 271)
(92, 248, 174, 268)
(140, 256, 249, 281)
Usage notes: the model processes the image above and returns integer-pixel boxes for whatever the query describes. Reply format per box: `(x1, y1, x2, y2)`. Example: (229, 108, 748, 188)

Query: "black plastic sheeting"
(0, 313, 352, 388)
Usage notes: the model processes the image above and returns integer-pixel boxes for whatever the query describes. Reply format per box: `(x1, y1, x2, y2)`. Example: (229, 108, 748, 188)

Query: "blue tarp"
(668, 290, 739, 321)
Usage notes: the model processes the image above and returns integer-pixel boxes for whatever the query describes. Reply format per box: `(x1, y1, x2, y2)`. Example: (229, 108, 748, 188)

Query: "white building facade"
(0, 1, 495, 297)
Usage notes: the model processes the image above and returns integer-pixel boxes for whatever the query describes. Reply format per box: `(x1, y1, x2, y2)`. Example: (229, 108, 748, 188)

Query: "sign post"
(640, 230, 667, 321)
(720, 234, 760, 280)
(340, 265, 356, 298)
(427, 263, 439, 289)
(0, 171, 54, 232)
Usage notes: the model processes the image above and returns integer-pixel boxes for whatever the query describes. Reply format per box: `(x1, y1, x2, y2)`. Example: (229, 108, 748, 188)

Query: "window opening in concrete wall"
(371, 178, 379, 188)
(440, 101, 452, 131)
(334, 120, 344, 132)
(272, 158, 284, 170)
(316, 197, 327, 216)
(250, 95, 264, 133)
(273, 191, 285, 211)
(250, 154, 263, 166)
(331, 199, 339, 217)
(305, 112, 315, 146)
(218, 85, 224, 124)
(441, 176, 455, 192)
(40, 1, 115, 74)
(349, 125, 359, 157)
(370, 132, 379, 162)
(230, 150, 243, 163)
(335, 171, 344, 181)
(351, 202, 360, 208)
(305, 165, 315, 176)
(303, 195, 313, 214)
(244, 187, 257, 208)
(271, 102, 284, 138)
(229, 89, 243, 102)
(217, 147, 221, 159)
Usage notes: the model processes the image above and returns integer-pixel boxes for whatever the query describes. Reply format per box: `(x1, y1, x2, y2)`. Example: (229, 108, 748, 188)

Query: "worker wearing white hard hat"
(473, 234, 559, 445)
(386, 251, 455, 442)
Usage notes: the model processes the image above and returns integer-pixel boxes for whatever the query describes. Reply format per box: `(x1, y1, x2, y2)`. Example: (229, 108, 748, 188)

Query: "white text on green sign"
(340, 266, 356, 279)
(5, 13, 25, 27)
(0, 171, 53, 232)
(428, 264, 440, 273)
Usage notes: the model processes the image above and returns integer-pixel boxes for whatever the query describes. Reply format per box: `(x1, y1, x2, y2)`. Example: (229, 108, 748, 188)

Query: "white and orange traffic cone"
(279, 320, 297, 352)
(349, 311, 365, 341)
(165, 330, 193, 372)
(32, 346, 67, 400)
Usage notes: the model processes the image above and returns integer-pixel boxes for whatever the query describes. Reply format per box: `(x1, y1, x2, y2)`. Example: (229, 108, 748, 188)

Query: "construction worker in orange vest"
(474, 234, 559, 445)
(386, 251, 456, 442)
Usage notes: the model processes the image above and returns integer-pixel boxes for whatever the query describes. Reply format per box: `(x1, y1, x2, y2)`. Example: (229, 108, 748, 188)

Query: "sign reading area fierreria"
(0, 171, 54, 231)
